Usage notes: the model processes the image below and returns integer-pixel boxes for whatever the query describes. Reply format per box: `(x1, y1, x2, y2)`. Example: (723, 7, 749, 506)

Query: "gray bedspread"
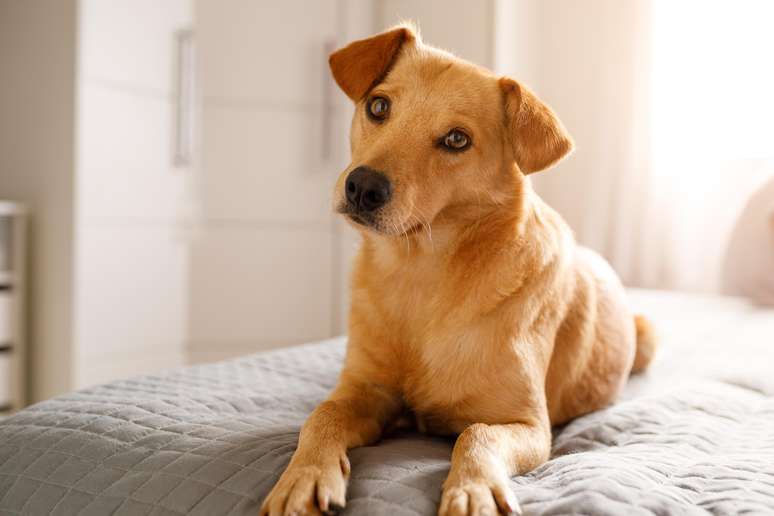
(1, 290, 774, 515)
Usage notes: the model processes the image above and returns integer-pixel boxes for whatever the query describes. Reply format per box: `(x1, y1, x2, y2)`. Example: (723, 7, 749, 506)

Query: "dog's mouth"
(347, 212, 373, 228)
(337, 202, 375, 225)
(336, 202, 422, 237)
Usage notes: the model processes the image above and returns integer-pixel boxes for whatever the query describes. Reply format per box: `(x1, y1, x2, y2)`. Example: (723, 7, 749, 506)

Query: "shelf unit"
(0, 201, 26, 416)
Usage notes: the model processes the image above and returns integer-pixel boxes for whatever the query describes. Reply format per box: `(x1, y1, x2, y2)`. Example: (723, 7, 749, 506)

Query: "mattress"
(1, 289, 773, 515)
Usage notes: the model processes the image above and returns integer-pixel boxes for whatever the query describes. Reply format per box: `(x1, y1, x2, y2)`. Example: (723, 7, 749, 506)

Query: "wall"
(492, 0, 540, 83)
(376, 0, 495, 68)
(0, 0, 78, 401)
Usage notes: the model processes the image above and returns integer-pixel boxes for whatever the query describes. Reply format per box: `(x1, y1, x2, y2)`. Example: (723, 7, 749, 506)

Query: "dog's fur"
(261, 25, 657, 516)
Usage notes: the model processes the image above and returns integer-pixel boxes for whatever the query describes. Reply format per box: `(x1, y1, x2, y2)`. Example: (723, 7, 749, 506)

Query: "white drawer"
(0, 291, 10, 343)
(0, 352, 10, 407)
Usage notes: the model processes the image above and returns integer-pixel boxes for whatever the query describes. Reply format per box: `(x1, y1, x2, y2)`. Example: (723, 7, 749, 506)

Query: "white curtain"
(498, 0, 774, 293)
(649, 0, 774, 292)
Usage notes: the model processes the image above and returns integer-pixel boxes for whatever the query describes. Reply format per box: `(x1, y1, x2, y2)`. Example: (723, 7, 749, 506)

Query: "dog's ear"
(329, 26, 415, 101)
(500, 78, 574, 174)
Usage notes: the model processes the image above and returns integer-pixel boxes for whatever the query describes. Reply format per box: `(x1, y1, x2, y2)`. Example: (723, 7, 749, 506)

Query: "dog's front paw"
(260, 454, 350, 516)
(438, 476, 521, 516)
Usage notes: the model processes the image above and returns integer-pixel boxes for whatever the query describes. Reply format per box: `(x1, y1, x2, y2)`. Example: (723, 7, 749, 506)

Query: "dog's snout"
(345, 167, 391, 212)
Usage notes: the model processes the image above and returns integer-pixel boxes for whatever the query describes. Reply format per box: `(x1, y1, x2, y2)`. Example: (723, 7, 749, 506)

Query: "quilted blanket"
(1, 290, 774, 515)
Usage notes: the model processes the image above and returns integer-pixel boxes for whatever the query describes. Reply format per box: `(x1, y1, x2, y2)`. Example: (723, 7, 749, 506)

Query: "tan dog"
(261, 24, 656, 516)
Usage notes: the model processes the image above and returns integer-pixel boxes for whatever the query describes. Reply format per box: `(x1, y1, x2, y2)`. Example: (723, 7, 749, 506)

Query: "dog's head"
(330, 24, 573, 235)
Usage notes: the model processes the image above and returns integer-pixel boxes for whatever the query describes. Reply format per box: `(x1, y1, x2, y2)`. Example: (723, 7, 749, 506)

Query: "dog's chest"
(369, 248, 534, 431)
(399, 322, 529, 433)
(376, 254, 445, 331)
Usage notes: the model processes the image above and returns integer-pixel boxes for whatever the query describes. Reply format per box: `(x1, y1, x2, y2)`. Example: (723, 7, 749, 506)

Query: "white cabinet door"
(195, 0, 344, 223)
(75, 0, 193, 388)
(190, 0, 373, 356)
(77, 0, 192, 221)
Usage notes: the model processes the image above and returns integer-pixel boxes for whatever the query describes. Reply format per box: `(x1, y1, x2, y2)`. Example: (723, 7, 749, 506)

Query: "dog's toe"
(260, 461, 346, 516)
(438, 480, 519, 516)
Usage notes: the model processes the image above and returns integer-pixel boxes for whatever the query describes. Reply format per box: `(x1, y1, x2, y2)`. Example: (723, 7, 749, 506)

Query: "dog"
(260, 24, 656, 516)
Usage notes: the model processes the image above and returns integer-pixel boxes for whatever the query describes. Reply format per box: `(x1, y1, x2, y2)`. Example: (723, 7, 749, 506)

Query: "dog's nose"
(345, 167, 391, 212)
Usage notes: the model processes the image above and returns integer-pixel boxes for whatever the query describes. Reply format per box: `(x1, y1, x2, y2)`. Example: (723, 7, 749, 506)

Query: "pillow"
(722, 175, 774, 305)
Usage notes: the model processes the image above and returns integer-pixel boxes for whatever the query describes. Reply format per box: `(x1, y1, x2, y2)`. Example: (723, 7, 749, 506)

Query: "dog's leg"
(439, 420, 551, 516)
(260, 380, 401, 516)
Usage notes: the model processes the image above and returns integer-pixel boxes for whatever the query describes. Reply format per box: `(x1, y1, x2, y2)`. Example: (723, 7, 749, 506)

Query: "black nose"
(345, 167, 392, 212)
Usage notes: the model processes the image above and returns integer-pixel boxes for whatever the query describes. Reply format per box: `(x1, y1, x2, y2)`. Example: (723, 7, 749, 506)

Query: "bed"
(1, 289, 773, 515)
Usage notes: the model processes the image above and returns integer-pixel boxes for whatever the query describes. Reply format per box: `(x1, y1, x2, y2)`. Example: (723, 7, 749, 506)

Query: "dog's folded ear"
(500, 78, 574, 174)
(329, 26, 415, 101)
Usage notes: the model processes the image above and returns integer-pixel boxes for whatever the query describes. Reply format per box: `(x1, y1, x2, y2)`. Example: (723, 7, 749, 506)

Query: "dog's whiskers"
(474, 188, 485, 232)
(390, 219, 411, 255)
(405, 198, 433, 252)
(402, 220, 412, 255)
(414, 208, 434, 252)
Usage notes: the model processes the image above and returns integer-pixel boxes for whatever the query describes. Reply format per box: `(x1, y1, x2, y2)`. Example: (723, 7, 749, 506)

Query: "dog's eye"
(367, 96, 390, 121)
(441, 129, 471, 151)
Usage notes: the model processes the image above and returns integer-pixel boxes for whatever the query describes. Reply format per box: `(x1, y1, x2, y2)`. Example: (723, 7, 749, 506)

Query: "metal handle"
(174, 29, 195, 168)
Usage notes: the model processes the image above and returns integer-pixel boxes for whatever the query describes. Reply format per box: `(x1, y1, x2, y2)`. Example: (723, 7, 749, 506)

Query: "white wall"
(0, 0, 78, 402)
(376, 0, 495, 68)
(492, 0, 540, 83)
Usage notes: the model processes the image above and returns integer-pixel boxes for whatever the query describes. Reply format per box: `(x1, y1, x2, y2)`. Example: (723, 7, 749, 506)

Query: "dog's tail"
(631, 314, 658, 374)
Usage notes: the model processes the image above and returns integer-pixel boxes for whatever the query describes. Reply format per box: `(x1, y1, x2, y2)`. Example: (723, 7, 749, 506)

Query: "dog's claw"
(439, 477, 520, 516)
(260, 459, 347, 516)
